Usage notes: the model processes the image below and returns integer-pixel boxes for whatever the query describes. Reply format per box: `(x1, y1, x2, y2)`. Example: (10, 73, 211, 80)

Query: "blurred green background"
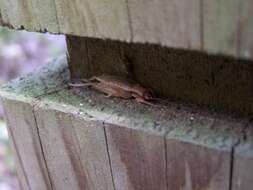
(0, 26, 66, 190)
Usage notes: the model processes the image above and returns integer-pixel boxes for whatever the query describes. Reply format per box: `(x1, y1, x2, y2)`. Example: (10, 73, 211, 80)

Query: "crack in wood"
(103, 124, 116, 190)
(32, 108, 54, 190)
(229, 118, 253, 190)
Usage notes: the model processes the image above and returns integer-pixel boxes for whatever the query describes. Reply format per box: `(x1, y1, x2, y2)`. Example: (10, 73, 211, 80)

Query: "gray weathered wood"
(0, 56, 252, 190)
(203, 0, 240, 56)
(232, 121, 253, 190)
(2, 99, 52, 190)
(0, 0, 58, 31)
(34, 109, 88, 190)
(238, 0, 253, 59)
(105, 125, 167, 190)
(54, 0, 131, 41)
(70, 114, 115, 190)
(1, 0, 253, 59)
(34, 108, 114, 190)
(166, 140, 230, 189)
(0, 0, 36, 29)
(128, 0, 201, 48)
(30, 0, 59, 32)
(164, 111, 248, 190)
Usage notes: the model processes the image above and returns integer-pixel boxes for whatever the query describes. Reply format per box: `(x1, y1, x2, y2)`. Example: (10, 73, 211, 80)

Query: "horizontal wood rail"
(0, 57, 252, 190)
(0, 0, 253, 59)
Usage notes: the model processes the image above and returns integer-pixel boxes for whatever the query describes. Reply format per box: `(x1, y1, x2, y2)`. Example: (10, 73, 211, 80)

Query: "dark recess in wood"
(67, 35, 253, 116)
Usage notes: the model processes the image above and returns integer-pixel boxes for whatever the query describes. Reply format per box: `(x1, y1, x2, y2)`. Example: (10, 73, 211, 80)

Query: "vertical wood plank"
(232, 122, 253, 190)
(35, 108, 114, 190)
(105, 125, 167, 190)
(203, 0, 240, 56)
(54, 0, 131, 41)
(128, 0, 201, 48)
(166, 139, 231, 190)
(0, 0, 37, 29)
(0, 0, 58, 32)
(72, 117, 115, 190)
(34, 109, 88, 190)
(30, 0, 59, 32)
(238, 0, 253, 59)
(2, 99, 52, 190)
(66, 36, 90, 79)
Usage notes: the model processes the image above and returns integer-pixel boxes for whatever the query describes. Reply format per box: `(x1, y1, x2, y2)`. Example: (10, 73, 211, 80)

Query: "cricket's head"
(133, 85, 154, 100)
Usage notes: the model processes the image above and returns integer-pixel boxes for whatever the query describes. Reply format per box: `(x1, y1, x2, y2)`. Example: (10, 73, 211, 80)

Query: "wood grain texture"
(1, 0, 253, 60)
(128, 0, 201, 48)
(238, 0, 253, 59)
(2, 99, 52, 190)
(54, 0, 131, 41)
(29, 0, 59, 32)
(105, 125, 167, 190)
(232, 121, 253, 190)
(72, 116, 115, 190)
(1, 56, 252, 190)
(166, 139, 231, 190)
(0, 0, 36, 29)
(203, 0, 240, 56)
(66, 36, 90, 79)
(34, 108, 114, 190)
(0, 0, 58, 31)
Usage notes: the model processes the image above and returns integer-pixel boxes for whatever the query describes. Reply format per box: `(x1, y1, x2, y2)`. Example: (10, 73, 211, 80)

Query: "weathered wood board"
(203, 0, 240, 56)
(238, 0, 253, 59)
(165, 111, 249, 190)
(0, 0, 58, 32)
(166, 140, 230, 190)
(2, 100, 52, 190)
(232, 121, 253, 190)
(128, 0, 201, 48)
(54, 0, 131, 41)
(0, 57, 252, 190)
(34, 108, 114, 190)
(105, 125, 167, 190)
(1, 0, 253, 59)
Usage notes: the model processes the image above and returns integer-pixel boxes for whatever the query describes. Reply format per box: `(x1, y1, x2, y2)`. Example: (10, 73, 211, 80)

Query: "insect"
(69, 75, 156, 105)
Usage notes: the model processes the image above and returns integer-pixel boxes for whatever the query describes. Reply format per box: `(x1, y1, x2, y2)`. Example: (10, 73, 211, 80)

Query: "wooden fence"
(0, 0, 253, 189)
(0, 0, 253, 59)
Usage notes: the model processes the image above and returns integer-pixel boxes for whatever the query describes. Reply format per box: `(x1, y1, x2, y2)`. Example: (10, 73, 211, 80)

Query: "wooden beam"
(54, 0, 131, 41)
(1, 0, 253, 59)
(203, 0, 240, 56)
(0, 0, 58, 32)
(0, 56, 252, 190)
(2, 100, 52, 190)
(34, 108, 114, 190)
(128, 0, 201, 48)
(166, 140, 230, 189)
(232, 121, 253, 190)
(238, 0, 253, 59)
(105, 125, 167, 190)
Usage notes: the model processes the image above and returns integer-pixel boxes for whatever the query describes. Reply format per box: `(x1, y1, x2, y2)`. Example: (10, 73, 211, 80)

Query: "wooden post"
(232, 121, 253, 190)
(1, 0, 253, 59)
(1, 57, 252, 190)
(1, 0, 253, 189)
